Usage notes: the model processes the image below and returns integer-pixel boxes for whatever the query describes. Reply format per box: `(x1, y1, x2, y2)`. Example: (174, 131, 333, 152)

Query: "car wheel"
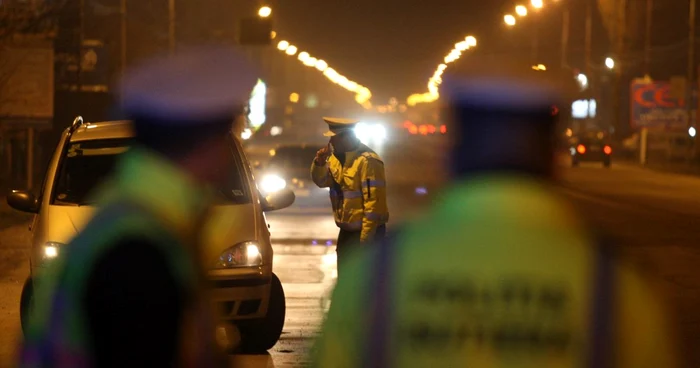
(20, 277, 33, 336)
(603, 159, 611, 168)
(572, 159, 580, 167)
(238, 273, 286, 353)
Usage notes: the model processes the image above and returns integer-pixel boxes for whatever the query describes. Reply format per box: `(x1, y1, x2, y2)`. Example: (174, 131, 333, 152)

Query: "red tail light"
(604, 145, 612, 155)
(440, 125, 447, 134)
(408, 125, 418, 135)
(576, 144, 586, 154)
(419, 125, 428, 135)
(427, 124, 436, 134)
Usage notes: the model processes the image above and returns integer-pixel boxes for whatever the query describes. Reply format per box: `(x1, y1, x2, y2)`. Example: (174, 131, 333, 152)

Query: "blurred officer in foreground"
(19, 46, 257, 367)
(311, 118, 389, 277)
(311, 62, 678, 367)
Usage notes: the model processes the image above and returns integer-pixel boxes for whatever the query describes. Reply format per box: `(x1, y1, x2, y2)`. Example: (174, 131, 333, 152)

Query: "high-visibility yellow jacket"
(311, 143, 389, 242)
(311, 175, 678, 368)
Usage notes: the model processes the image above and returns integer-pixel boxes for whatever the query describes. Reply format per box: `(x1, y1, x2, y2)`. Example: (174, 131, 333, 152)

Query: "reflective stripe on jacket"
(311, 143, 389, 242)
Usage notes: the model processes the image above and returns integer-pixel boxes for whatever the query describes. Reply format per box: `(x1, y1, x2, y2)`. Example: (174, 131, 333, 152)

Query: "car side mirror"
(261, 188, 295, 212)
(7, 190, 39, 214)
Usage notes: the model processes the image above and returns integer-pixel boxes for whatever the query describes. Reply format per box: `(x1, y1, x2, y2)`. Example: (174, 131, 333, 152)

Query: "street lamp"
(690, 127, 697, 137)
(605, 57, 615, 70)
(258, 6, 272, 17)
(504, 14, 516, 26)
(516, 5, 528, 16)
(531, 0, 543, 8)
(577, 73, 589, 90)
(466, 35, 477, 47)
(315, 59, 328, 71)
(285, 45, 297, 55)
(277, 40, 289, 51)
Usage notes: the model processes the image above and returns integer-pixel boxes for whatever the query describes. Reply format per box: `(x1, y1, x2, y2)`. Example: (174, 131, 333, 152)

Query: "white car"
(8, 116, 295, 352)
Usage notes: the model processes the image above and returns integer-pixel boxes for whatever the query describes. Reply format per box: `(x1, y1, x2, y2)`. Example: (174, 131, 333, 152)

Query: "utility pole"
(584, 0, 592, 79)
(611, 0, 627, 139)
(168, 0, 176, 54)
(120, 0, 127, 76)
(688, 0, 696, 129)
(644, 0, 653, 77)
(78, 0, 85, 91)
(560, 7, 570, 69)
(532, 25, 539, 64)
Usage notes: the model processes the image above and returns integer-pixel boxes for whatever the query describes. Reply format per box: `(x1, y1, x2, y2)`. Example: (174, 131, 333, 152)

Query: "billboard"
(630, 80, 697, 130)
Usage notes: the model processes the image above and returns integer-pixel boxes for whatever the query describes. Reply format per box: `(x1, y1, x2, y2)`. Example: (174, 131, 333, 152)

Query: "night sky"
(273, 0, 610, 103)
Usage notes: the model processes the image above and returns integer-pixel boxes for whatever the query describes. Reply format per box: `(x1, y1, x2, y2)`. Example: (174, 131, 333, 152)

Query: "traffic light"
(239, 17, 273, 45)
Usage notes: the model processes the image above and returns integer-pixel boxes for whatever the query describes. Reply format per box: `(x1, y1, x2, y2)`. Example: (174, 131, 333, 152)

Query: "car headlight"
(373, 124, 387, 141)
(40, 242, 65, 266)
(214, 241, 263, 269)
(355, 123, 387, 144)
(260, 174, 286, 193)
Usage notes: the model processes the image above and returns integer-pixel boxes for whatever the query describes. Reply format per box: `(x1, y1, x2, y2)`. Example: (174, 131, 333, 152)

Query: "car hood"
(45, 203, 260, 265)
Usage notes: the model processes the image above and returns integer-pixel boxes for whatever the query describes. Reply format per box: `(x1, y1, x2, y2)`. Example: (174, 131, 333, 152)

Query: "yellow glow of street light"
(516, 5, 528, 16)
(504, 14, 516, 26)
(277, 40, 289, 50)
(304, 57, 317, 67)
(466, 35, 477, 47)
(258, 6, 272, 17)
(289, 92, 299, 103)
(298, 51, 310, 61)
(530, 0, 543, 9)
(285, 45, 297, 55)
(315, 59, 328, 71)
(605, 57, 615, 69)
(532, 64, 546, 71)
(270, 31, 277, 39)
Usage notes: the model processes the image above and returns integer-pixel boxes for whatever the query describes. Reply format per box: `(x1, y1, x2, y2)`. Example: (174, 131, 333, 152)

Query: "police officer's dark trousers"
(336, 224, 386, 278)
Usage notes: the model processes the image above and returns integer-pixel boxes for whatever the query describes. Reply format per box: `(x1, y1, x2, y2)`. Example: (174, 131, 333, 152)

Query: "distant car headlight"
(373, 124, 387, 141)
(355, 123, 387, 144)
(214, 241, 263, 269)
(260, 174, 286, 193)
(39, 242, 65, 266)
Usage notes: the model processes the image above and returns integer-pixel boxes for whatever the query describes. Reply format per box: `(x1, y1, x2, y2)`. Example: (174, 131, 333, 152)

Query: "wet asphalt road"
(0, 139, 700, 366)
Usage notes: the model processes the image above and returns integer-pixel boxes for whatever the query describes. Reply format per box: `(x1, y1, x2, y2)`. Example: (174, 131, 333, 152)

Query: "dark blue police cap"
(119, 45, 260, 125)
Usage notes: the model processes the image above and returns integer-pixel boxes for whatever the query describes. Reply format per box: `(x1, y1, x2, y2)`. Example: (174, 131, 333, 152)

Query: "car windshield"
(52, 138, 131, 205)
(268, 146, 323, 170)
(52, 137, 252, 205)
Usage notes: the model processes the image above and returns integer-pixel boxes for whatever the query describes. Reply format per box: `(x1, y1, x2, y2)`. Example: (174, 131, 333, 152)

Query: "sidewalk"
(0, 197, 31, 231)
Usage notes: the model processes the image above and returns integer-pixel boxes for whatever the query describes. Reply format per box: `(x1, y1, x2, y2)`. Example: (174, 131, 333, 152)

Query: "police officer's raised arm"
(359, 153, 388, 243)
(311, 144, 333, 188)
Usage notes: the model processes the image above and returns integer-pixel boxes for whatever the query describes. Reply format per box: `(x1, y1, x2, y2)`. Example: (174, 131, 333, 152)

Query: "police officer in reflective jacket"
(311, 117, 389, 276)
(19, 47, 257, 367)
(311, 62, 678, 367)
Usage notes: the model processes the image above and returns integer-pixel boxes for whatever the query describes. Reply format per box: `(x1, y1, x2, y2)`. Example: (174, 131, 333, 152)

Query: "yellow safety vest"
(311, 143, 389, 242)
(311, 175, 678, 368)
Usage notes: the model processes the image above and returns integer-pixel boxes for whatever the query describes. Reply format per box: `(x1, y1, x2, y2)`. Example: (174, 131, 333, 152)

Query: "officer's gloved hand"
(315, 144, 332, 165)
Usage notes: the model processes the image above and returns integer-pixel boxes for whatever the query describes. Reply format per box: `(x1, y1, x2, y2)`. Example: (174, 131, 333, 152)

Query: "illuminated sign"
(571, 99, 596, 119)
(248, 79, 266, 128)
(630, 81, 697, 129)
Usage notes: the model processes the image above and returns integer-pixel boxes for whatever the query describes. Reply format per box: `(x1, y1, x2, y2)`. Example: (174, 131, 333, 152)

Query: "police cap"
(119, 45, 259, 125)
(322, 117, 359, 137)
